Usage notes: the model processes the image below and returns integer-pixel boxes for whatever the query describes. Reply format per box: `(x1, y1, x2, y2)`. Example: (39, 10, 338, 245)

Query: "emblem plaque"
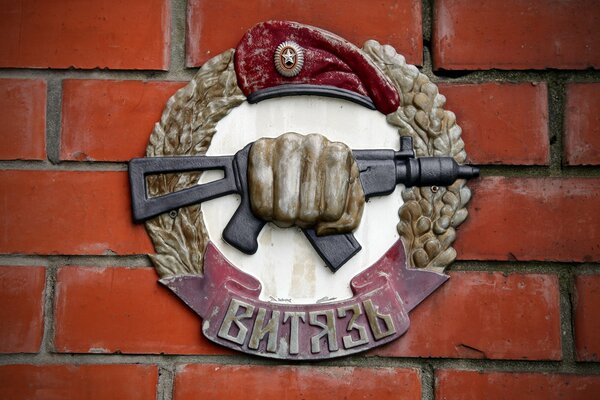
(128, 21, 478, 359)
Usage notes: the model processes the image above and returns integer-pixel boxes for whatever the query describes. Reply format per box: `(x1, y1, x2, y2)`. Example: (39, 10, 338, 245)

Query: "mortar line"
(421, 362, 435, 400)
(0, 67, 196, 82)
(169, 0, 188, 75)
(45, 79, 62, 164)
(411, 358, 600, 374)
(560, 270, 577, 363)
(419, 5, 434, 81)
(421, 0, 433, 48)
(421, 44, 434, 80)
(0, 160, 128, 171)
(449, 261, 600, 273)
(0, 256, 50, 267)
(430, 69, 600, 83)
(39, 263, 57, 354)
(476, 165, 600, 177)
(0, 353, 599, 373)
(547, 76, 566, 175)
(0, 255, 152, 268)
(156, 363, 176, 400)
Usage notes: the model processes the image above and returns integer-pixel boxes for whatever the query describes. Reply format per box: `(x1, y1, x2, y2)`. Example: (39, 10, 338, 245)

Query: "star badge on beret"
(274, 41, 305, 77)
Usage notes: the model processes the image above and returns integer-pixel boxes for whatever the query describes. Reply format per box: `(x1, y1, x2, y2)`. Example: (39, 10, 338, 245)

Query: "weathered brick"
(565, 83, 600, 165)
(574, 275, 600, 361)
(0, 171, 153, 255)
(186, 0, 422, 66)
(0, 364, 157, 400)
(455, 177, 600, 262)
(174, 364, 421, 400)
(436, 370, 600, 400)
(433, 0, 600, 70)
(0, 266, 45, 353)
(373, 272, 561, 360)
(439, 82, 549, 165)
(0, 79, 46, 160)
(61, 80, 186, 161)
(54, 267, 226, 355)
(0, 0, 169, 70)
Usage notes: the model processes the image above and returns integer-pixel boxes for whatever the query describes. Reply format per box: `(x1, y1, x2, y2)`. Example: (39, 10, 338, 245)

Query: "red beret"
(234, 21, 401, 115)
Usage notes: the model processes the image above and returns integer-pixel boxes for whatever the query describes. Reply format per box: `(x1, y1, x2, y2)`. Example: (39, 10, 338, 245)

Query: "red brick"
(187, 0, 422, 66)
(0, 364, 157, 400)
(54, 267, 226, 355)
(373, 272, 561, 360)
(61, 80, 186, 161)
(439, 82, 549, 165)
(0, 266, 45, 353)
(0, 0, 169, 70)
(0, 171, 152, 255)
(0, 79, 46, 160)
(433, 0, 600, 70)
(574, 275, 600, 361)
(174, 364, 421, 400)
(565, 83, 600, 165)
(436, 370, 600, 400)
(455, 177, 600, 262)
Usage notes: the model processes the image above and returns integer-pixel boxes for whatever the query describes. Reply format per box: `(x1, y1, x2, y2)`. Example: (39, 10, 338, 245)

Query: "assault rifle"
(129, 136, 479, 272)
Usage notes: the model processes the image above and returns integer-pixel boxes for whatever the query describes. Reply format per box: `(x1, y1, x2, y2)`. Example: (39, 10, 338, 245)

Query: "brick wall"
(1, 1, 599, 399)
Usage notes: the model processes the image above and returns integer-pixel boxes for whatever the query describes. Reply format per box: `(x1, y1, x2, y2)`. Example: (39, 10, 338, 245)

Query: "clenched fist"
(248, 132, 365, 235)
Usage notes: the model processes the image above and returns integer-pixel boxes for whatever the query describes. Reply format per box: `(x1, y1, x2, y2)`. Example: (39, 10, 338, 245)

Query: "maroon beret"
(234, 21, 401, 115)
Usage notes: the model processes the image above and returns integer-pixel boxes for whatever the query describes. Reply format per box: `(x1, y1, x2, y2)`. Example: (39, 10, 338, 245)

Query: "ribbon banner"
(162, 241, 448, 360)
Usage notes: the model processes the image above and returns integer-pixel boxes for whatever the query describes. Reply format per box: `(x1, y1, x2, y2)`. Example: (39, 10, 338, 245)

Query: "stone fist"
(248, 132, 365, 235)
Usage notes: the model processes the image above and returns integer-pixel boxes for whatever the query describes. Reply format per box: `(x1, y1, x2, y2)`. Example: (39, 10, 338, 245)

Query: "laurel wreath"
(145, 49, 245, 277)
(362, 41, 471, 273)
(145, 43, 471, 277)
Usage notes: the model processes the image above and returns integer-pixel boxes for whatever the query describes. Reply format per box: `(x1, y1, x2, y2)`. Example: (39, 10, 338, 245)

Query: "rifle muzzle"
(399, 157, 480, 187)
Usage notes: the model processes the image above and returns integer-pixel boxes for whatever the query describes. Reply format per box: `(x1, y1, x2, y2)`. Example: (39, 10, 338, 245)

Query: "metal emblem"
(274, 41, 304, 77)
(127, 21, 479, 360)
